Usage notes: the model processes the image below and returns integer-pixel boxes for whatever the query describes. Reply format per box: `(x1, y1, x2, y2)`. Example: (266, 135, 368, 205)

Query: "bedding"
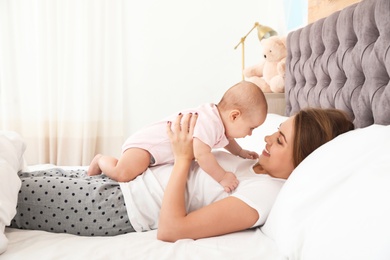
(1, 115, 287, 260)
(0, 131, 25, 254)
(2, 0, 390, 258)
(262, 125, 390, 259)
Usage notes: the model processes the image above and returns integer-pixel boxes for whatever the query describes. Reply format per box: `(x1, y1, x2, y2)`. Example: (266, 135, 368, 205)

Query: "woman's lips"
(262, 148, 270, 157)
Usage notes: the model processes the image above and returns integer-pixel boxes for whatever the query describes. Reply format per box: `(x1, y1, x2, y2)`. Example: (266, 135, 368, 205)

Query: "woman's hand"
(159, 113, 198, 241)
(166, 113, 198, 161)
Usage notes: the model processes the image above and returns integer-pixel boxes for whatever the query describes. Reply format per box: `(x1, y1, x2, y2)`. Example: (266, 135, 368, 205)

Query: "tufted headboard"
(285, 0, 390, 128)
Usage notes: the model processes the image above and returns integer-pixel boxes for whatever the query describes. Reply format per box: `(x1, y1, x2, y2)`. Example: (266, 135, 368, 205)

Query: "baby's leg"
(87, 154, 103, 176)
(97, 148, 151, 182)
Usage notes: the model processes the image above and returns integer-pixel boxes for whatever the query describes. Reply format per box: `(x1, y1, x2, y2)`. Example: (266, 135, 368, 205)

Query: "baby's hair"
(217, 81, 267, 116)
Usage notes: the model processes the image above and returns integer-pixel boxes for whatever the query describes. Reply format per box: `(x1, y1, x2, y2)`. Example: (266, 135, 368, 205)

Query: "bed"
(1, 0, 390, 258)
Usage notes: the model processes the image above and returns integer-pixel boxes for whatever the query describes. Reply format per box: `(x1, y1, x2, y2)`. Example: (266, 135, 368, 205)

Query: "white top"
(120, 151, 285, 232)
(121, 103, 229, 165)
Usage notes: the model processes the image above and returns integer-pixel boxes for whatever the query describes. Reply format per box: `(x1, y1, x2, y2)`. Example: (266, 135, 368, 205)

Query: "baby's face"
(226, 113, 266, 139)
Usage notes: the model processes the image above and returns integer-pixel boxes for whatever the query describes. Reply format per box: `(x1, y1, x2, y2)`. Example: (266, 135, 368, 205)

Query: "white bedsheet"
(3, 227, 281, 260)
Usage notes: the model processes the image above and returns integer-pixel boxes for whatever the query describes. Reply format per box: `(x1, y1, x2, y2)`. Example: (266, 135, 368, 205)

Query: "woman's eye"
(277, 138, 282, 144)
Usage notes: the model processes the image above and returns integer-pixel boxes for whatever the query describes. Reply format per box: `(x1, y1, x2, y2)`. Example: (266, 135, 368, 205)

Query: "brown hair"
(292, 108, 355, 168)
(217, 81, 267, 116)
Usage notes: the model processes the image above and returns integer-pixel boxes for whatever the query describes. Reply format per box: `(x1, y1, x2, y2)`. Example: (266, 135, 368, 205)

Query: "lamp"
(234, 22, 277, 80)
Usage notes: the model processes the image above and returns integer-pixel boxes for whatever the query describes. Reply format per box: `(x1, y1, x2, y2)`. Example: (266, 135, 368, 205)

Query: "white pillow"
(0, 131, 26, 171)
(236, 113, 288, 155)
(0, 131, 25, 254)
(262, 125, 390, 260)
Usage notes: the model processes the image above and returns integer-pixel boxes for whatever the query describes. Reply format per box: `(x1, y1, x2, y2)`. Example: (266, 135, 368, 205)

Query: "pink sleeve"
(192, 114, 229, 149)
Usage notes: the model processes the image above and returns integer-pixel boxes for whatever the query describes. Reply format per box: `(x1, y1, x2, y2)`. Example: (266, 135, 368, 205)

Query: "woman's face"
(258, 116, 295, 179)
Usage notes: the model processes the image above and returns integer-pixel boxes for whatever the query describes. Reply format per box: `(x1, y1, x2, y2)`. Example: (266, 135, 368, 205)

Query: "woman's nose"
(265, 132, 277, 144)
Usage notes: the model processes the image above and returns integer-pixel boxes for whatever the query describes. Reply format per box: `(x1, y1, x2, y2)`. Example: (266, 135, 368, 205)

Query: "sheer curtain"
(0, 0, 126, 165)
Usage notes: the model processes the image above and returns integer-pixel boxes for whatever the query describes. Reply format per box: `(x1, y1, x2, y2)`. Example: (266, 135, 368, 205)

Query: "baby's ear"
(230, 109, 241, 121)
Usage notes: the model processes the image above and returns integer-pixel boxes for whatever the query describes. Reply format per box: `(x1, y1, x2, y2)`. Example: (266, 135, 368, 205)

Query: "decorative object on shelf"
(234, 22, 277, 80)
(243, 36, 286, 93)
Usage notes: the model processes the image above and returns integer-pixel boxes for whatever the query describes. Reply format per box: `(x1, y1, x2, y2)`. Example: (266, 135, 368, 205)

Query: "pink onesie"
(121, 103, 229, 166)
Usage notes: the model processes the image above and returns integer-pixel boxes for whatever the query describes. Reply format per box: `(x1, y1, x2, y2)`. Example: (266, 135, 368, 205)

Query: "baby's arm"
(224, 139, 259, 159)
(193, 138, 238, 192)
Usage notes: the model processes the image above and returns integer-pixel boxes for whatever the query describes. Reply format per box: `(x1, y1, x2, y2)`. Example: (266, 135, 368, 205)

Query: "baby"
(88, 81, 267, 192)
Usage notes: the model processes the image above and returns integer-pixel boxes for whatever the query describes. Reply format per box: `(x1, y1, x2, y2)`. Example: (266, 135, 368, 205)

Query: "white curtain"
(0, 0, 126, 165)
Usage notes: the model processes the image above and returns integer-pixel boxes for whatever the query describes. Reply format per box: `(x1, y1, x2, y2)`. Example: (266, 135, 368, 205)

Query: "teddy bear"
(243, 35, 287, 93)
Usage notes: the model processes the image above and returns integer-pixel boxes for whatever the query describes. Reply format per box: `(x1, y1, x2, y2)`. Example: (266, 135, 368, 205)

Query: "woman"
(10, 108, 354, 239)
(158, 109, 354, 241)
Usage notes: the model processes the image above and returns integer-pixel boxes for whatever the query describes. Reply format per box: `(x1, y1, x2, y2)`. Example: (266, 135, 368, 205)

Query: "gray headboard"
(285, 0, 390, 128)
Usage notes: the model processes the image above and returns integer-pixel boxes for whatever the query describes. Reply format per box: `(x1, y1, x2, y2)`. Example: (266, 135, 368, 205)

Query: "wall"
(308, 0, 361, 23)
(0, 0, 307, 164)
(122, 0, 301, 136)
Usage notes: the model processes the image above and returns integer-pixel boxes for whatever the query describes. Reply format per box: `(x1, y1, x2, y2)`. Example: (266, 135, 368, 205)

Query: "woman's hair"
(292, 108, 355, 168)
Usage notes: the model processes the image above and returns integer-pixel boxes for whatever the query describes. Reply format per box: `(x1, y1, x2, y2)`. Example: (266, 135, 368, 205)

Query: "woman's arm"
(158, 196, 259, 242)
(158, 113, 259, 242)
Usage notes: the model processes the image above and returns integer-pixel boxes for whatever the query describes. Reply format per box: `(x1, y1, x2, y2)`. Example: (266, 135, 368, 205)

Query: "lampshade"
(235, 22, 277, 80)
(256, 24, 277, 41)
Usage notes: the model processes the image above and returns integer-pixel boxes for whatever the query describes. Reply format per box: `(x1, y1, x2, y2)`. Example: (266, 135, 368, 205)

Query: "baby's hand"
(239, 149, 259, 159)
(219, 171, 239, 193)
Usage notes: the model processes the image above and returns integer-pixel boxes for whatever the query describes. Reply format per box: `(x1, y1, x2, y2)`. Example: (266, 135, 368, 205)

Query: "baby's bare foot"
(87, 154, 103, 176)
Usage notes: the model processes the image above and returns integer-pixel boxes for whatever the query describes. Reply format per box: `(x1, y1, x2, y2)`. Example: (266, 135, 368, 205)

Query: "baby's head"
(217, 81, 267, 139)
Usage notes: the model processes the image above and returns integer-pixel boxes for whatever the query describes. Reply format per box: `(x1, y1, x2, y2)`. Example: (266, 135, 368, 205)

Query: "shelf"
(264, 93, 286, 116)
